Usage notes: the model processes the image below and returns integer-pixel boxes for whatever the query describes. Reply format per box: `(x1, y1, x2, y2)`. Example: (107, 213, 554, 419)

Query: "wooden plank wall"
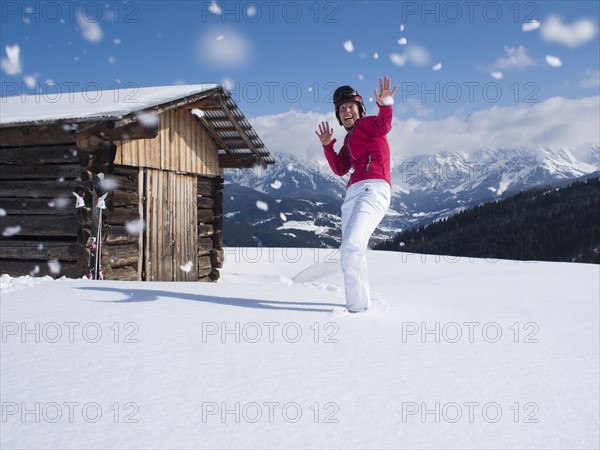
(143, 169, 198, 281)
(114, 109, 221, 176)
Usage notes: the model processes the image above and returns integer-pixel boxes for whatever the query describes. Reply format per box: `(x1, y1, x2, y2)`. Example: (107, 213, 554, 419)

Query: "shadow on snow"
(76, 286, 341, 313)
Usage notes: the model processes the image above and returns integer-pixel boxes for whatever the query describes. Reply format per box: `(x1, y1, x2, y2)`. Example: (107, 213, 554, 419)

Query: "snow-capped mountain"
(223, 147, 599, 246)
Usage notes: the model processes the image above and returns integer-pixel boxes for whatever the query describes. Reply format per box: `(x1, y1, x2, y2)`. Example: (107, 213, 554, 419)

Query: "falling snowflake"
(390, 53, 407, 66)
(246, 5, 258, 18)
(101, 176, 119, 192)
(432, 62, 442, 71)
(343, 40, 354, 53)
(398, 37, 407, 45)
(1, 44, 22, 76)
(2, 226, 21, 237)
(208, 1, 221, 14)
(62, 124, 79, 133)
(546, 55, 562, 67)
(76, 10, 103, 43)
(256, 200, 268, 211)
(0, 208, 6, 217)
(373, 52, 379, 60)
(23, 74, 36, 88)
(191, 109, 205, 119)
(522, 20, 541, 32)
(48, 259, 61, 275)
(136, 112, 159, 128)
(271, 180, 282, 189)
(280, 213, 287, 222)
(30, 265, 40, 277)
(53, 197, 71, 210)
(490, 71, 503, 79)
(180, 261, 193, 273)
(126, 219, 145, 236)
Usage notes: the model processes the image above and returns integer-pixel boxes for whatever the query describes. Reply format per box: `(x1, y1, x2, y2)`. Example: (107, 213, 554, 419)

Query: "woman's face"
(339, 101, 360, 129)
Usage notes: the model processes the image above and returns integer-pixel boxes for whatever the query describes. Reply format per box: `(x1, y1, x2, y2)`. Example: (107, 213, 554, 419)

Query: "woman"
(315, 76, 397, 313)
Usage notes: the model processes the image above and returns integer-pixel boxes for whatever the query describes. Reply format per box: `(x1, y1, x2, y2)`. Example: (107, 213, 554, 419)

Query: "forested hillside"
(375, 176, 600, 264)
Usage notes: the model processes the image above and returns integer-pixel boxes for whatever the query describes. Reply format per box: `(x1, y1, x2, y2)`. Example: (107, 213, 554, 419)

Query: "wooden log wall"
(0, 144, 87, 278)
(0, 141, 140, 280)
(1, 122, 227, 282)
(102, 165, 142, 281)
(197, 175, 224, 282)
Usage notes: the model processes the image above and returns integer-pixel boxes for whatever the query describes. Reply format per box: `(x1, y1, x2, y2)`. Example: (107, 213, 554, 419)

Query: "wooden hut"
(0, 84, 274, 281)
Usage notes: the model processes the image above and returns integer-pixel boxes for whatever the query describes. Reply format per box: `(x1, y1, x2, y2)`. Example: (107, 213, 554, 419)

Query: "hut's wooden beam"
(0, 124, 77, 147)
(76, 121, 158, 150)
(193, 115, 232, 155)
(1, 119, 156, 149)
(215, 96, 260, 156)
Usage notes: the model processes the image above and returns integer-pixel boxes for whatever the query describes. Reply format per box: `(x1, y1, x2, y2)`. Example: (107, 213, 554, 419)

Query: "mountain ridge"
(223, 147, 599, 247)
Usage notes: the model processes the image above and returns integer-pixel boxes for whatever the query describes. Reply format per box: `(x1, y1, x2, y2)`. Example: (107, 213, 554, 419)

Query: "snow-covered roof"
(0, 83, 275, 166)
(0, 84, 219, 126)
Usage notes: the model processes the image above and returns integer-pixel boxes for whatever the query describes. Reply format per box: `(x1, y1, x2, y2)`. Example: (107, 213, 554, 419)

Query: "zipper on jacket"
(366, 155, 371, 172)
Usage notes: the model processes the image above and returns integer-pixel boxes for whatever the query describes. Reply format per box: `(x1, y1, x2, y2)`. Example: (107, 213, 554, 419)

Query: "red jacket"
(323, 104, 393, 189)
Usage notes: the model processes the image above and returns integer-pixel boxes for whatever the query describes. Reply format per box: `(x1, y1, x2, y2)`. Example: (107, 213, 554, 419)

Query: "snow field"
(1, 248, 598, 449)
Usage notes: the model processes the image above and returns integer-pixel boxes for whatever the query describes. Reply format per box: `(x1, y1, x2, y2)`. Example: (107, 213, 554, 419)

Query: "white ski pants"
(340, 179, 391, 312)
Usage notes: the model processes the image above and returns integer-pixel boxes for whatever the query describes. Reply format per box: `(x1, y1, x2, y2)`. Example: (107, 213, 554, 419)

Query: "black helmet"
(333, 85, 366, 125)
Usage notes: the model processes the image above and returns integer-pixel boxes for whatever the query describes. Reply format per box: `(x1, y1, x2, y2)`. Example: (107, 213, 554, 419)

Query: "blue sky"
(1, 1, 599, 158)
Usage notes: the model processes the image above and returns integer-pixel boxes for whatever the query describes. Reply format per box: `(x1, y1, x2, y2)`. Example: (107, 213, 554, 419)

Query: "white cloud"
(488, 46, 536, 72)
(76, 11, 103, 43)
(394, 98, 435, 118)
(579, 69, 600, 89)
(251, 110, 335, 160)
(1, 45, 22, 75)
(197, 26, 253, 68)
(541, 14, 597, 47)
(250, 96, 599, 160)
(545, 55, 562, 68)
(522, 20, 541, 32)
(391, 96, 600, 157)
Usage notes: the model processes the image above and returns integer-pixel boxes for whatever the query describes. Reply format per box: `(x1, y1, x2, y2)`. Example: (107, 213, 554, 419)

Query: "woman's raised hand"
(375, 76, 397, 106)
(315, 121, 334, 146)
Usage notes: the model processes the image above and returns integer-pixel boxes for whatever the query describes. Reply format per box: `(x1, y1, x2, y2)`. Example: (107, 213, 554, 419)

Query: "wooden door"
(142, 169, 198, 281)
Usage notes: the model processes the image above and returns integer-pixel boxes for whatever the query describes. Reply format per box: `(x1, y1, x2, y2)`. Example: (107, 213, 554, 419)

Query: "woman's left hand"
(375, 76, 397, 106)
